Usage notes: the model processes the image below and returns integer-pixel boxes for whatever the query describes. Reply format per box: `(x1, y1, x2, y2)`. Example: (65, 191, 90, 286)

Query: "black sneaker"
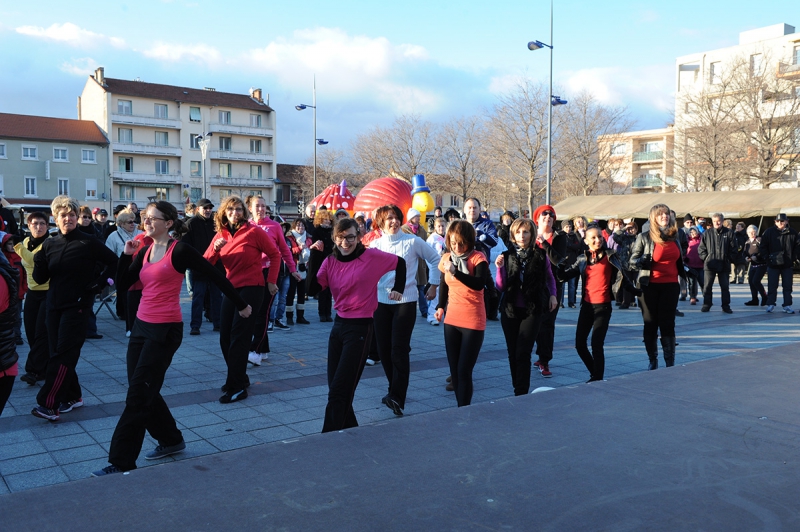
(145, 441, 186, 460)
(31, 406, 59, 422)
(382, 395, 404, 416)
(273, 320, 291, 331)
(58, 398, 84, 413)
(190, 328, 200, 336)
(219, 388, 248, 404)
(20, 372, 39, 385)
(91, 465, 125, 477)
(700, 306, 710, 312)
(722, 306, 733, 314)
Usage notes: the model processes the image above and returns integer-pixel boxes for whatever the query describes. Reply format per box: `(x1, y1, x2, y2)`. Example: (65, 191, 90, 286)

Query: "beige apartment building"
(79, 67, 275, 211)
(600, 126, 675, 194)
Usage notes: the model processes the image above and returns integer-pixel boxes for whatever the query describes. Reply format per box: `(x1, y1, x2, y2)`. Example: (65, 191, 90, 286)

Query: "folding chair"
(95, 286, 118, 320)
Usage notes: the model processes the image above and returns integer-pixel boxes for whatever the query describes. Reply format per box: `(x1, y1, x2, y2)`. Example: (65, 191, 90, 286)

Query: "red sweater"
(203, 222, 281, 288)
(651, 241, 680, 284)
(584, 254, 613, 304)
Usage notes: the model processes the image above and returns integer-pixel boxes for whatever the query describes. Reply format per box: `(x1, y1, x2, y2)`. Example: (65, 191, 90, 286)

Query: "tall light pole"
(296, 76, 328, 199)
(528, 0, 567, 206)
(197, 132, 213, 200)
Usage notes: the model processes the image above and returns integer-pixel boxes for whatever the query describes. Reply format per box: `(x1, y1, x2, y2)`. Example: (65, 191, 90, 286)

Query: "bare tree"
(434, 115, 490, 206)
(350, 114, 439, 179)
(298, 148, 362, 200)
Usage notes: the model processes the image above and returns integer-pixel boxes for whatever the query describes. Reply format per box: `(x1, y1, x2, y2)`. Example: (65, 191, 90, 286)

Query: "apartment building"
(0, 112, 110, 209)
(78, 67, 275, 211)
(600, 126, 676, 194)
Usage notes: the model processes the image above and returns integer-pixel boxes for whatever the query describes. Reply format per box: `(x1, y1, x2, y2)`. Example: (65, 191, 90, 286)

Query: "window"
(57, 177, 69, 195)
(276, 184, 289, 203)
(0, 143, 5, 158)
(250, 114, 262, 127)
(53, 147, 68, 162)
(190, 134, 201, 149)
(794, 45, 800, 66)
(610, 143, 627, 156)
(155, 159, 168, 174)
(250, 165, 262, 179)
(795, 85, 800, 99)
(250, 190, 261, 198)
(22, 145, 38, 160)
(85, 178, 98, 199)
(685, 102, 697, 114)
(450, 195, 459, 207)
(190, 107, 201, 122)
(155, 131, 169, 146)
(118, 128, 133, 144)
(190, 187, 202, 202)
(219, 111, 231, 124)
(250, 139, 261, 153)
(81, 149, 96, 163)
(610, 168, 627, 183)
(709, 61, 721, 84)
(219, 137, 231, 151)
(219, 189, 232, 199)
(642, 142, 661, 152)
(118, 100, 132, 115)
(154, 104, 168, 119)
(219, 163, 232, 177)
(119, 185, 134, 200)
(191, 161, 202, 176)
(155, 187, 168, 201)
(750, 54, 763, 77)
(24, 176, 37, 197)
(119, 157, 133, 173)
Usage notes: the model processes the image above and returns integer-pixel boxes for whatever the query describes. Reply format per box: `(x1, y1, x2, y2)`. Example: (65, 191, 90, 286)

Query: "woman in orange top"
(434, 220, 489, 407)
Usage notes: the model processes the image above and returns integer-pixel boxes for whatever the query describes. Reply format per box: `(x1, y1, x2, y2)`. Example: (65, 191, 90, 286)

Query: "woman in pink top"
(308, 218, 406, 433)
(94, 201, 250, 477)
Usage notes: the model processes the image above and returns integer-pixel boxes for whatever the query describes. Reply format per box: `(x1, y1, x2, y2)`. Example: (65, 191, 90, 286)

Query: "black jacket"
(498, 245, 549, 318)
(0, 253, 19, 372)
(698, 226, 736, 272)
(760, 225, 799, 268)
(564, 232, 583, 262)
(629, 232, 686, 287)
(181, 214, 220, 279)
(559, 246, 638, 301)
(732, 230, 748, 265)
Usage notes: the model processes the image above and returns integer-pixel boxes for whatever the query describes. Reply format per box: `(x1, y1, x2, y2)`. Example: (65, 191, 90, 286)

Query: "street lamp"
(295, 76, 328, 198)
(528, 0, 567, 206)
(197, 132, 213, 199)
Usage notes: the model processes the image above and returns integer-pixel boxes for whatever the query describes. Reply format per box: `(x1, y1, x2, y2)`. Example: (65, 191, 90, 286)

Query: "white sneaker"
(260, 353, 269, 361)
(783, 306, 795, 314)
(247, 352, 261, 366)
(428, 319, 439, 326)
(766, 305, 775, 313)
(126, 331, 131, 338)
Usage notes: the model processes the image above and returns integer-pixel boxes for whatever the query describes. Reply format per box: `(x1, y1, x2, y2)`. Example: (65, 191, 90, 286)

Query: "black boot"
(744, 299, 759, 306)
(285, 312, 294, 326)
(661, 336, 676, 367)
(645, 336, 659, 370)
(296, 308, 310, 324)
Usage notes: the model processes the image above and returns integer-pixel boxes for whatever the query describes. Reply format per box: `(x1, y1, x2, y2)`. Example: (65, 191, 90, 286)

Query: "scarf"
(450, 250, 471, 275)
(27, 234, 48, 252)
(513, 244, 532, 282)
(291, 230, 307, 248)
(407, 223, 419, 235)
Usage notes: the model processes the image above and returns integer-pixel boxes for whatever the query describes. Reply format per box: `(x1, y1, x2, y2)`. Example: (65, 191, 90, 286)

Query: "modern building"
(78, 67, 275, 211)
(600, 126, 676, 194)
(0, 112, 110, 209)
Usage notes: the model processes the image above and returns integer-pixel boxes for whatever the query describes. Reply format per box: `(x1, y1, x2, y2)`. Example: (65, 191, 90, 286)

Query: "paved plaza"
(2, 282, 799, 494)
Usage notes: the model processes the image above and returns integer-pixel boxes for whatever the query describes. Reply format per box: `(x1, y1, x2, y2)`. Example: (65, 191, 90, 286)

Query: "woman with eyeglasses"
(308, 218, 405, 432)
(203, 196, 281, 403)
(105, 208, 143, 325)
(369, 204, 440, 416)
(93, 201, 251, 477)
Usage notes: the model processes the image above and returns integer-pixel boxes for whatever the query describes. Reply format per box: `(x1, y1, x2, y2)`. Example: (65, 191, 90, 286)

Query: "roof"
(101, 77, 274, 112)
(553, 189, 800, 221)
(0, 113, 109, 145)
(276, 164, 308, 184)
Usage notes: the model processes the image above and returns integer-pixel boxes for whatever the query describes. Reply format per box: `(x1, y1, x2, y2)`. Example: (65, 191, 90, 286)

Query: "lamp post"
(296, 76, 328, 199)
(528, 0, 567, 206)
(197, 132, 213, 199)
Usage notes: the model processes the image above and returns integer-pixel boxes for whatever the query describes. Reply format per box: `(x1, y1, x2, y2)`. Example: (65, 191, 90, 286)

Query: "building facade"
(0, 112, 110, 209)
(79, 67, 275, 211)
(600, 126, 676, 194)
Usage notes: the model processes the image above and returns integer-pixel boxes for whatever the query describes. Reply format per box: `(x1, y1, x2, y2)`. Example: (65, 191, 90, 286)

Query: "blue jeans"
(567, 277, 578, 306)
(417, 285, 428, 317)
(189, 271, 221, 330)
(269, 274, 291, 321)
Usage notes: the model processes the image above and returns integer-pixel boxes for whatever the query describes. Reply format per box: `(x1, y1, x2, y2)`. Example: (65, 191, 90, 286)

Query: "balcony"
(210, 175, 274, 188)
(632, 151, 664, 162)
(113, 142, 182, 157)
(632, 176, 676, 189)
(208, 122, 274, 137)
(777, 60, 800, 79)
(111, 171, 183, 186)
(209, 149, 274, 162)
(111, 113, 182, 129)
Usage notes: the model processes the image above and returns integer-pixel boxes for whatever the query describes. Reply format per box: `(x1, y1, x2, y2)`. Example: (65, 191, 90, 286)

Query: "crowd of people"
(0, 194, 796, 478)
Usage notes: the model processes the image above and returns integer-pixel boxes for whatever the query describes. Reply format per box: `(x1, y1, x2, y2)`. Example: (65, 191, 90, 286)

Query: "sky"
(1, 0, 799, 165)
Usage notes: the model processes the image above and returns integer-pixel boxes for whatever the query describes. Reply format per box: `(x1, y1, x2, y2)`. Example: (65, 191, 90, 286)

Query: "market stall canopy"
(553, 189, 800, 221)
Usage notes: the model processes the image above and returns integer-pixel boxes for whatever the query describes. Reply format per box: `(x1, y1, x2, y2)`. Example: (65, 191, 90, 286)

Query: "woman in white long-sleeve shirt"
(370, 204, 440, 416)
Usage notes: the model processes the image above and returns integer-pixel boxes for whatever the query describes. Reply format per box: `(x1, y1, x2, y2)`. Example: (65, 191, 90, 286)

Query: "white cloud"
(487, 73, 530, 95)
(142, 43, 224, 65)
(59, 57, 100, 76)
(563, 64, 675, 113)
(15, 22, 125, 49)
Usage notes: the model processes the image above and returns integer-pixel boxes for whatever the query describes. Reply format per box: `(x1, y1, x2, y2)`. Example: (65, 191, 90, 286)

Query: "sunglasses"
(540, 211, 554, 218)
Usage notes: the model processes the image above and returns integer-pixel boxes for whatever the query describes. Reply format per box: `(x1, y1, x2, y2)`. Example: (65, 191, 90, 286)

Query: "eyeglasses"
(335, 234, 357, 244)
(540, 211, 554, 218)
(142, 216, 164, 224)
(123, 220, 137, 224)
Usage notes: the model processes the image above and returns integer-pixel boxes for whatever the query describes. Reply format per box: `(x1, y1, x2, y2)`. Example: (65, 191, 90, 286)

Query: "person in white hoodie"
(426, 217, 447, 325)
(370, 204, 440, 416)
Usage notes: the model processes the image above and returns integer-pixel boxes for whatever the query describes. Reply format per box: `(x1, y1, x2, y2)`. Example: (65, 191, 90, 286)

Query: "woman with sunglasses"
(204, 196, 281, 403)
(309, 218, 405, 432)
(93, 201, 251, 476)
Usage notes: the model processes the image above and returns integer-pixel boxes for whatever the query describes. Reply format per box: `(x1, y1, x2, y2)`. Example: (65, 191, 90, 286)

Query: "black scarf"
(332, 243, 366, 262)
(27, 233, 49, 252)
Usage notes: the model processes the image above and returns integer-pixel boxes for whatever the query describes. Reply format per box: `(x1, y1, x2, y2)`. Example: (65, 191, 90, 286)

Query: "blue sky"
(1, 0, 798, 164)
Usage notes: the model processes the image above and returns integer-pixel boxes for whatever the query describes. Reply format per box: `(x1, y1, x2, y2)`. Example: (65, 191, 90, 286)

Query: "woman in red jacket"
(204, 196, 281, 403)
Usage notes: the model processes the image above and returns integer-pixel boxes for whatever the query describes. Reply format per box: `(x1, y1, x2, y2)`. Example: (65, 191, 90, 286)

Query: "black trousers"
(639, 282, 679, 342)
(220, 285, 264, 393)
(687, 267, 703, 300)
(703, 269, 731, 308)
(749, 264, 767, 302)
(575, 302, 613, 380)
(322, 317, 373, 433)
(317, 288, 332, 318)
(501, 309, 544, 395)
(23, 290, 49, 376)
(444, 324, 484, 406)
(251, 269, 275, 355)
(108, 320, 184, 471)
(126, 290, 143, 333)
(37, 306, 88, 410)
(374, 302, 417, 408)
(535, 282, 563, 364)
(0, 375, 14, 417)
(767, 266, 793, 307)
(286, 275, 306, 309)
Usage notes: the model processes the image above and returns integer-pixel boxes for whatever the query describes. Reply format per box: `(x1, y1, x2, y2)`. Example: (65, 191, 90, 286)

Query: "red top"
(137, 240, 185, 323)
(651, 241, 680, 284)
(204, 221, 281, 287)
(254, 217, 296, 271)
(438, 251, 487, 331)
(584, 254, 613, 304)
(0, 273, 16, 377)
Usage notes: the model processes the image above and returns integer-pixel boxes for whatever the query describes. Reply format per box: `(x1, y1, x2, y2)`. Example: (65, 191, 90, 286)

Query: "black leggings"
(575, 302, 613, 380)
(639, 282, 679, 341)
(108, 320, 184, 471)
(286, 275, 306, 309)
(37, 306, 88, 409)
(0, 374, 14, 417)
(444, 324, 484, 406)
(749, 264, 767, 302)
(373, 302, 417, 408)
(501, 309, 543, 395)
(23, 290, 49, 376)
(220, 285, 264, 393)
(251, 268, 275, 355)
(535, 282, 562, 364)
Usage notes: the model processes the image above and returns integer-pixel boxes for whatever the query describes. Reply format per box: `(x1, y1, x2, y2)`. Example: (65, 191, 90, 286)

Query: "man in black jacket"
(698, 213, 736, 314)
(760, 213, 799, 313)
(181, 198, 221, 334)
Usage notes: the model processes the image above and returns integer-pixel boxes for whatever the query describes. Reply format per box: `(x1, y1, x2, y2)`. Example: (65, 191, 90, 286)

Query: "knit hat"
(532, 204, 556, 226)
(406, 208, 421, 222)
(683, 213, 693, 222)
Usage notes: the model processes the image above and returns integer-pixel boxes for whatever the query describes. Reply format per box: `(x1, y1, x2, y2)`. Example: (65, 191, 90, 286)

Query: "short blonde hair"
(50, 195, 79, 216)
(115, 209, 136, 225)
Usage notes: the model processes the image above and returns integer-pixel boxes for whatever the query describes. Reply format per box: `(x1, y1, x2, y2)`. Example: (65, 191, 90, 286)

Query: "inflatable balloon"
(353, 177, 413, 221)
(310, 180, 356, 215)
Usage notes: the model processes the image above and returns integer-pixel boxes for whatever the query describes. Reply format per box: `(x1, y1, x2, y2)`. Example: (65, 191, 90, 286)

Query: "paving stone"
(207, 432, 262, 452)
(40, 433, 97, 452)
(0, 441, 46, 461)
(4, 466, 69, 492)
(250, 426, 303, 443)
(51, 444, 109, 466)
(0, 454, 57, 475)
(178, 412, 227, 428)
